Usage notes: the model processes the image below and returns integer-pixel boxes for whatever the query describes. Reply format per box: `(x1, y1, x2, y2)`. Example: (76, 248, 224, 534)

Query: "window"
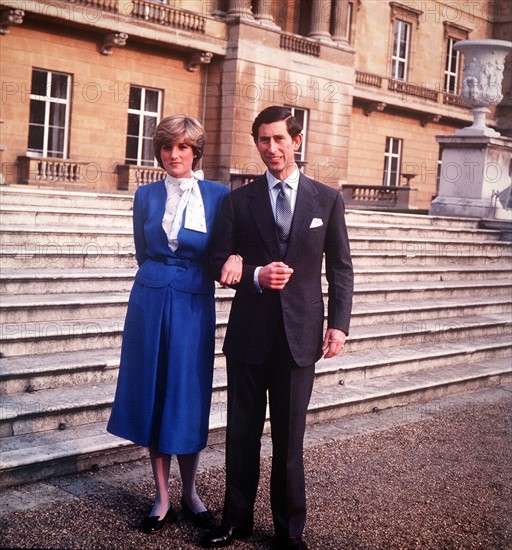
(383, 137, 402, 187)
(28, 69, 71, 158)
(442, 22, 470, 95)
(444, 37, 461, 94)
(125, 85, 162, 166)
(389, 2, 422, 82)
(391, 19, 410, 81)
(286, 106, 308, 164)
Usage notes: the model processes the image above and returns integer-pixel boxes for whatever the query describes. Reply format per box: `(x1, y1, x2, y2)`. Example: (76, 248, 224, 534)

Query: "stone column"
(331, 0, 350, 44)
(308, 0, 333, 42)
(227, 0, 254, 21)
(254, 0, 279, 28)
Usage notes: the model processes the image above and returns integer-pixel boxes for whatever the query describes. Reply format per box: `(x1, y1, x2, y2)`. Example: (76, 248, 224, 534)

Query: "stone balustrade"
(280, 33, 320, 57)
(17, 156, 89, 188)
(116, 164, 165, 192)
(356, 70, 471, 108)
(341, 183, 418, 210)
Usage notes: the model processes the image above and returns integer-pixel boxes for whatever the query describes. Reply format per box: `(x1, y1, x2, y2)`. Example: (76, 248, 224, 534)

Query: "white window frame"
(286, 105, 308, 164)
(444, 37, 461, 94)
(442, 22, 470, 95)
(383, 137, 402, 187)
(28, 69, 71, 158)
(125, 85, 162, 166)
(391, 19, 410, 81)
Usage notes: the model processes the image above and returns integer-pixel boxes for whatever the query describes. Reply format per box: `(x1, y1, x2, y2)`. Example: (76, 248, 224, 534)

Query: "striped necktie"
(275, 181, 292, 256)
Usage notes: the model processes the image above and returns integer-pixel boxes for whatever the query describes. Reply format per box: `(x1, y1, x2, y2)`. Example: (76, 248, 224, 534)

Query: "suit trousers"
(222, 320, 315, 539)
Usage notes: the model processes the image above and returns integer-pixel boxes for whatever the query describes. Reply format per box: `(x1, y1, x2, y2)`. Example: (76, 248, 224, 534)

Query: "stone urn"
(454, 39, 512, 137)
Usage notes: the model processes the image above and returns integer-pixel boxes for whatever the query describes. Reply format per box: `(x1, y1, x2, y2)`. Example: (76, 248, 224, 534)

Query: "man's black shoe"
(202, 525, 252, 548)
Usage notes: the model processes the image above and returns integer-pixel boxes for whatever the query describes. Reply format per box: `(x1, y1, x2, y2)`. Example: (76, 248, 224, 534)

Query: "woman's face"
(160, 142, 195, 179)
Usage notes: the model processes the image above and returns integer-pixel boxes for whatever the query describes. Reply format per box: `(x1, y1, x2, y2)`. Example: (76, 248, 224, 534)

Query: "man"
(206, 106, 354, 549)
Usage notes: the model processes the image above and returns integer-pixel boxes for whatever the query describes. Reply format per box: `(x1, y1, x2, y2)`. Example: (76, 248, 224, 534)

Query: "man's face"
(255, 120, 302, 181)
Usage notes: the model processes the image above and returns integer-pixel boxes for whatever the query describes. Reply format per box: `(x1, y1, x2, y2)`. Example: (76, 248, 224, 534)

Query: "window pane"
(28, 126, 44, 153)
(49, 102, 66, 128)
(51, 73, 68, 99)
(29, 100, 46, 124)
(141, 137, 155, 164)
(127, 113, 140, 137)
(48, 127, 65, 157)
(145, 89, 159, 112)
(125, 136, 138, 163)
(294, 109, 304, 127)
(129, 86, 142, 110)
(399, 24, 409, 57)
(143, 115, 157, 139)
(31, 70, 48, 96)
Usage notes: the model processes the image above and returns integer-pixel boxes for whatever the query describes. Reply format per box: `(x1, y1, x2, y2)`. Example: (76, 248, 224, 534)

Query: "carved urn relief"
(454, 39, 512, 137)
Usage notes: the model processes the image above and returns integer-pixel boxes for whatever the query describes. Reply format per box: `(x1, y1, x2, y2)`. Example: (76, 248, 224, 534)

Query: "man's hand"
(258, 262, 293, 290)
(220, 254, 243, 286)
(322, 328, 347, 359)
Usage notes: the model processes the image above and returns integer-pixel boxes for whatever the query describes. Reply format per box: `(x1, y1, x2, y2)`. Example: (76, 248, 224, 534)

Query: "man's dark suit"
(210, 172, 353, 539)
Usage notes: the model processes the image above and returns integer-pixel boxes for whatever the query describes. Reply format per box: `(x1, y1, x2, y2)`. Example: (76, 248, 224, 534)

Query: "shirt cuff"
(253, 266, 263, 292)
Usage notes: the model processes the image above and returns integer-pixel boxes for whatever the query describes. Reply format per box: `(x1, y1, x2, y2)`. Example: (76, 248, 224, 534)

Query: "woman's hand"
(220, 254, 243, 286)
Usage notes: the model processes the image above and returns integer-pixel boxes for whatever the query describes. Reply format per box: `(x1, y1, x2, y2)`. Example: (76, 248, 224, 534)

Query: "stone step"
(0, 187, 481, 229)
(0, 186, 133, 211)
(0, 248, 137, 269)
(350, 250, 512, 267)
(1, 310, 510, 358)
(344, 209, 483, 229)
(0, 348, 121, 395)
(346, 222, 501, 241)
(1, 264, 510, 296)
(1, 204, 501, 243)
(0, 354, 509, 488)
(2, 279, 510, 323)
(352, 265, 512, 283)
(3, 225, 509, 256)
(0, 205, 132, 229)
(1, 293, 130, 323)
(2, 245, 510, 270)
(1, 329, 510, 396)
(1, 225, 133, 248)
(348, 236, 511, 254)
(0, 269, 136, 295)
(2, 348, 510, 439)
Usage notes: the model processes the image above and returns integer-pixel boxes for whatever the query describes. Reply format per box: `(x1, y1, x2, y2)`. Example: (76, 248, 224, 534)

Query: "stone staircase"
(1, 185, 511, 488)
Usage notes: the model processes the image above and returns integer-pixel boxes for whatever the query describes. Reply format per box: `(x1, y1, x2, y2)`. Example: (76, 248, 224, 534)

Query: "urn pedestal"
(429, 40, 512, 220)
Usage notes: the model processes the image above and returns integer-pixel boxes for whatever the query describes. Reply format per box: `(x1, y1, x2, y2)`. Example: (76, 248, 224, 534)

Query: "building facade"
(1, 0, 510, 210)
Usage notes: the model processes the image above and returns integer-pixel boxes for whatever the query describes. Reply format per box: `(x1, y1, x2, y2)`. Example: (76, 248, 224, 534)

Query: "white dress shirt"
(253, 166, 300, 289)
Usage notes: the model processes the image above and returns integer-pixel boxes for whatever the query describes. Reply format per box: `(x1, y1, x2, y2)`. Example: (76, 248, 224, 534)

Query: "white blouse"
(162, 170, 206, 252)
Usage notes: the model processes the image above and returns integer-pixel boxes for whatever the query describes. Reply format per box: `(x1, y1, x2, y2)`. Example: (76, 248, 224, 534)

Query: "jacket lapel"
(285, 174, 318, 263)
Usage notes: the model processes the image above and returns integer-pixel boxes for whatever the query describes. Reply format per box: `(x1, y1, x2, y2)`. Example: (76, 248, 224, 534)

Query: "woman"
(107, 115, 241, 534)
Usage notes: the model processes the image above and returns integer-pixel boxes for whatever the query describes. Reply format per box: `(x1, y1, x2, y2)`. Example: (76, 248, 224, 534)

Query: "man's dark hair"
(251, 106, 303, 141)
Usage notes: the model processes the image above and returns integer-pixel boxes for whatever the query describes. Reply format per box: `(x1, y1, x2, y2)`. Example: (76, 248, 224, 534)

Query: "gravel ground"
(1, 385, 511, 550)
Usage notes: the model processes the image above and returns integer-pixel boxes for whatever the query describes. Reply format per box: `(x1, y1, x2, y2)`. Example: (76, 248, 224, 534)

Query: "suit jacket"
(132, 178, 228, 295)
(210, 173, 353, 367)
